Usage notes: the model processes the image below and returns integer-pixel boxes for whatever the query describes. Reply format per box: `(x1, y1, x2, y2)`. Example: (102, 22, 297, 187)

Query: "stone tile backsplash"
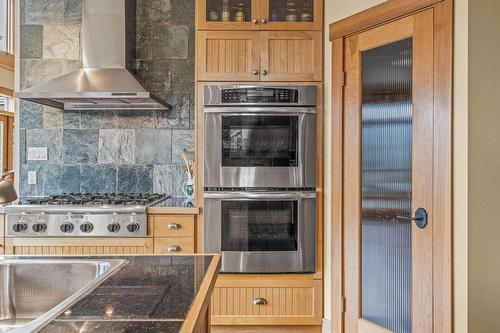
(19, 0, 195, 197)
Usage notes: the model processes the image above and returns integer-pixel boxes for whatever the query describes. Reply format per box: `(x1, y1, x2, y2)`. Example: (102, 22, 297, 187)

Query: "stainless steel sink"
(0, 258, 127, 333)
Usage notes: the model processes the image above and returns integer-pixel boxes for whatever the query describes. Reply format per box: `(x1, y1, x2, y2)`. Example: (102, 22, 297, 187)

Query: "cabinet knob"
(252, 18, 259, 24)
(261, 69, 268, 76)
(252, 297, 268, 305)
(167, 222, 181, 230)
(167, 245, 181, 253)
(252, 69, 259, 75)
(261, 18, 268, 24)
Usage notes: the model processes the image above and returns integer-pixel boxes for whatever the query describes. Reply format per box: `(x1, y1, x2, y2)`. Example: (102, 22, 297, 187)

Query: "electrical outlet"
(28, 171, 37, 185)
(27, 147, 48, 161)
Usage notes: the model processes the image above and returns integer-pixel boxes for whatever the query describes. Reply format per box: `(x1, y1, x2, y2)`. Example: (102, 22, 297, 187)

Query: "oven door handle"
(203, 192, 316, 199)
(203, 106, 317, 114)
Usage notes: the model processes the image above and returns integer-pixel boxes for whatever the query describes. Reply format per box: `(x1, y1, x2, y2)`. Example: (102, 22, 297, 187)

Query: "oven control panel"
(6, 212, 147, 237)
(221, 88, 299, 104)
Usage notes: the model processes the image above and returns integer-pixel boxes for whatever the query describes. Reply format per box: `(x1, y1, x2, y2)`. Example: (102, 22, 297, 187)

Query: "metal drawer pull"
(167, 245, 181, 253)
(252, 18, 259, 24)
(167, 223, 181, 230)
(252, 297, 268, 305)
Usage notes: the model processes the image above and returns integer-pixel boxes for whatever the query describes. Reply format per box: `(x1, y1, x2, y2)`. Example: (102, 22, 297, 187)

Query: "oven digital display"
(221, 88, 299, 103)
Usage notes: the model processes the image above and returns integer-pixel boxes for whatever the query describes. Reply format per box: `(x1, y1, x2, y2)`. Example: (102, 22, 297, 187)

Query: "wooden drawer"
(154, 215, 195, 238)
(154, 237, 194, 254)
(211, 275, 322, 326)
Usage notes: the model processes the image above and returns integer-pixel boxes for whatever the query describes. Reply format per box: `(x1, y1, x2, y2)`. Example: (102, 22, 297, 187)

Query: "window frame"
(0, 112, 13, 172)
(0, 0, 14, 54)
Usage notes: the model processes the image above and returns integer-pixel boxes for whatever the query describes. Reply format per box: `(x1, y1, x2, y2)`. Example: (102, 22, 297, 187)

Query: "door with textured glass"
(343, 11, 434, 333)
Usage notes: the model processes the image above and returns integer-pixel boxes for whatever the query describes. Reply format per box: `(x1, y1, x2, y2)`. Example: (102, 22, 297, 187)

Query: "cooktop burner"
(19, 193, 169, 206)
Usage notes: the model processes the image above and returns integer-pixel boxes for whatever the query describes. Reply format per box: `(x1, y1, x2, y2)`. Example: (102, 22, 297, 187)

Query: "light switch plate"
(27, 147, 48, 161)
(28, 171, 37, 185)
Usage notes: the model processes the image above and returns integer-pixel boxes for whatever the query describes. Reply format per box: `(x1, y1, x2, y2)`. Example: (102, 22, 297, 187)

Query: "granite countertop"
(36, 255, 219, 333)
(0, 198, 199, 215)
(147, 197, 198, 215)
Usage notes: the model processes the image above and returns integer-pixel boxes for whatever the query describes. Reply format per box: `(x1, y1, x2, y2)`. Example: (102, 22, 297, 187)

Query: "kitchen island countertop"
(35, 255, 220, 333)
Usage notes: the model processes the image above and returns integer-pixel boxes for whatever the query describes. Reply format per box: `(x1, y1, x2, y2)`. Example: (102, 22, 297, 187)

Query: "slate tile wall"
(19, 0, 195, 197)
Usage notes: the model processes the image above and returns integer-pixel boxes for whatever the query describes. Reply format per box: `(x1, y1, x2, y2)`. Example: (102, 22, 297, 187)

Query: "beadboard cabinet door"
(260, 31, 322, 82)
(4, 238, 154, 255)
(197, 31, 322, 82)
(197, 31, 261, 81)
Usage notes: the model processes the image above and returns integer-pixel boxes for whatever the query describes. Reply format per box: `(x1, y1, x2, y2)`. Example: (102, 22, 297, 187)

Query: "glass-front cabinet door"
(197, 0, 322, 30)
(260, 0, 322, 30)
(198, 0, 261, 30)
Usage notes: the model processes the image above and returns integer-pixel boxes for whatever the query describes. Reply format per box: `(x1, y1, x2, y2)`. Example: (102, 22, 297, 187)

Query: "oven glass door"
(222, 115, 298, 167)
(221, 200, 298, 252)
(204, 110, 316, 189)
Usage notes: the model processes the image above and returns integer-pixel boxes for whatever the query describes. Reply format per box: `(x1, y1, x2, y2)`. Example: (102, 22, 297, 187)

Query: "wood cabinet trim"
(329, 0, 443, 40)
(180, 255, 221, 333)
(212, 325, 321, 333)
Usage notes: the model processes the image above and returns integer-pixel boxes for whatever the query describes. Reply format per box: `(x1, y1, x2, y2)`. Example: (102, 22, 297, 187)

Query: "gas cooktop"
(4, 194, 170, 238)
(19, 193, 168, 206)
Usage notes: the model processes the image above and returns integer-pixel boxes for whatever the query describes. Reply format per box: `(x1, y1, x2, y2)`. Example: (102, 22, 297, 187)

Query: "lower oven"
(204, 191, 316, 273)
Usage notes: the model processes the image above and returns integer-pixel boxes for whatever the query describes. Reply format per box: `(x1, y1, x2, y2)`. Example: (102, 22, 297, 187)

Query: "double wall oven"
(203, 85, 317, 273)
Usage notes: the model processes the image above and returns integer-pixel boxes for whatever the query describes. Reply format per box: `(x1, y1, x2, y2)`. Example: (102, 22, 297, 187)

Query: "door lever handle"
(396, 208, 428, 229)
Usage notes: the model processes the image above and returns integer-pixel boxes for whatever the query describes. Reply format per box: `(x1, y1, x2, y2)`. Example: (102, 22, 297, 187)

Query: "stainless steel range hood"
(15, 0, 170, 111)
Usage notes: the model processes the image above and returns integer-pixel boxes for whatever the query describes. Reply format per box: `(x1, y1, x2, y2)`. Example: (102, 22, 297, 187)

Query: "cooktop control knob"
(127, 223, 140, 233)
(80, 222, 94, 233)
(60, 222, 74, 233)
(107, 223, 121, 233)
(12, 222, 28, 233)
(32, 221, 47, 233)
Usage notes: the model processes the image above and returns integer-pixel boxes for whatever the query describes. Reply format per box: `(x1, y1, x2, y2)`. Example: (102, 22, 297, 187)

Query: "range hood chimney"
(15, 0, 170, 111)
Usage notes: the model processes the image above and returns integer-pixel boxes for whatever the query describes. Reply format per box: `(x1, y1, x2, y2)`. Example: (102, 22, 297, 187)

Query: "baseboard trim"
(322, 319, 331, 333)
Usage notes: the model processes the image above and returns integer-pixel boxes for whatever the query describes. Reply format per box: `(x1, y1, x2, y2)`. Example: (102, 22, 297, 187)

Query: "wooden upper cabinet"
(197, 31, 261, 81)
(196, 0, 322, 31)
(197, 31, 322, 81)
(260, 31, 322, 81)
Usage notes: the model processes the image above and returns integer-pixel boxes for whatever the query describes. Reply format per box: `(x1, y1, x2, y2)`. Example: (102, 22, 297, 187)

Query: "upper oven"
(203, 85, 317, 189)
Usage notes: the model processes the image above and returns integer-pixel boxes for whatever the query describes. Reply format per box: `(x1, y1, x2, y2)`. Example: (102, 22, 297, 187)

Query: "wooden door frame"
(329, 0, 453, 332)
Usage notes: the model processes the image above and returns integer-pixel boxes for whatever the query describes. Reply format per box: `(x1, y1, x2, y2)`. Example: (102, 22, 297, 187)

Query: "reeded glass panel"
(206, 0, 252, 22)
(221, 201, 298, 251)
(268, 0, 314, 23)
(361, 38, 413, 333)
